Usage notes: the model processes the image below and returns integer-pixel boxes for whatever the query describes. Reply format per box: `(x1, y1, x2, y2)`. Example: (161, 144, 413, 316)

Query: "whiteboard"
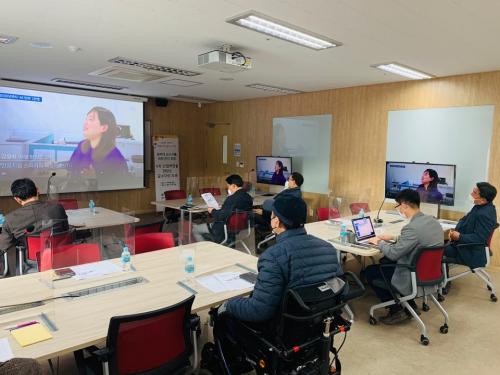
(272, 115, 332, 194)
(387, 106, 494, 212)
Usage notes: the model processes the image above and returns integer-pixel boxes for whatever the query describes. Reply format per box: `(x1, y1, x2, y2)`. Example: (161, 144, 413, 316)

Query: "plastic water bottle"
(89, 199, 96, 215)
(359, 208, 365, 218)
(120, 245, 131, 271)
(187, 194, 193, 206)
(184, 256, 195, 276)
(340, 224, 348, 245)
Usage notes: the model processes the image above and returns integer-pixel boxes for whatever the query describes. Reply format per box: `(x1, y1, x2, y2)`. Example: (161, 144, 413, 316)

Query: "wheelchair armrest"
(341, 271, 365, 301)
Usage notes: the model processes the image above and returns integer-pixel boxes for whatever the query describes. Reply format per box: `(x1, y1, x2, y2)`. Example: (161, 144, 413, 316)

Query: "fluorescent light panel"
(372, 62, 433, 80)
(246, 83, 303, 95)
(227, 11, 340, 50)
(159, 79, 202, 87)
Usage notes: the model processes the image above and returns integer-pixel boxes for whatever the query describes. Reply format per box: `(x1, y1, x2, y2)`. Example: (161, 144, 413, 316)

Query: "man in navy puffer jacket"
(222, 195, 342, 322)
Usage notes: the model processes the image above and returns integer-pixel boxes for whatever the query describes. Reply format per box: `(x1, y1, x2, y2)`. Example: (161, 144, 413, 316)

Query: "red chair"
(369, 246, 448, 345)
(134, 220, 164, 236)
(441, 223, 498, 302)
(38, 243, 101, 272)
(134, 232, 175, 254)
(164, 189, 187, 200)
(26, 230, 75, 261)
(349, 202, 370, 215)
(221, 212, 253, 254)
(57, 198, 79, 210)
(75, 295, 199, 375)
(316, 207, 340, 221)
(199, 187, 221, 196)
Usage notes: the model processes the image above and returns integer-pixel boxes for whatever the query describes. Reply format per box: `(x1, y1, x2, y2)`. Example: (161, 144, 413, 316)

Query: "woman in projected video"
(416, 168, 443, 204)
(271, 160, 287, 185)
(68, 107, 128, 183)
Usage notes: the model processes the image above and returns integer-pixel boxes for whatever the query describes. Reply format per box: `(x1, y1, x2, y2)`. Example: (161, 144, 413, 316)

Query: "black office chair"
(205, 272, 364, 375)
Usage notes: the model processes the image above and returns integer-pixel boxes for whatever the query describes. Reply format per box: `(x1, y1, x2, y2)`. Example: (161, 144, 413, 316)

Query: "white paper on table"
(196, 272, 253, 293)
(201, 193, 220, 209)
(71, 261, 122, 280)
(440, 223, 456, 230)
(0, 338, 14, 362)
(215, 272, 254, 290)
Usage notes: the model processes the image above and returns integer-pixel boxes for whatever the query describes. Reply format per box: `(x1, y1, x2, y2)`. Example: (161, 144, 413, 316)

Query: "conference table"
(0, 241, 257, 360)
(151, 193, 275, 244)
(305, 210, 455, 259)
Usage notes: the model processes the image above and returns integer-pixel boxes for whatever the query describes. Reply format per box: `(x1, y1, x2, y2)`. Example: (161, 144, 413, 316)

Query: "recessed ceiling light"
(0, 34, 18, 45)
(246, 83, 303, 95)
(159, 79, 202, 87)
(372, 62, 434, 80)
(30, 42, 53, 49)
(227, 11, 341, 50)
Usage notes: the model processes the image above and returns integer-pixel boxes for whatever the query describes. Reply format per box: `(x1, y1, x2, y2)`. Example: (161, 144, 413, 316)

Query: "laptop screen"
(351, 216, 376, 241)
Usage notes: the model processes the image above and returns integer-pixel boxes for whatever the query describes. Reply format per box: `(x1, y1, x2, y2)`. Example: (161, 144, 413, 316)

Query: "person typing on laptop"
(364, 189, 443, 325)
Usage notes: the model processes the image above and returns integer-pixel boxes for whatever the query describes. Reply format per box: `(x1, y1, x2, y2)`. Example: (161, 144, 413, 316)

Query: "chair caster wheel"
(420, 335, 429, 346)
(491, 294, 498, 302)
(369, 316, 377, 325)
(437, 294, 445, 302)
(422, 303, 430, 312)
(487, 285, 492, 291)
(440, 324, 449, 334)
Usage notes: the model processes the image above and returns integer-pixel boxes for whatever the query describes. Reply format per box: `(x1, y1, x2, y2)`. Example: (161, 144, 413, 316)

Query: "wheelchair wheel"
(369, 316, 377, 325)
(440, 324, 449, 334)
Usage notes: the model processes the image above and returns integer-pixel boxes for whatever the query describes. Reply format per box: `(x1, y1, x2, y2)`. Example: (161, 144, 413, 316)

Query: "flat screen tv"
(256, 156, 292, 186)
(385, 161, 456, 206)
(0, 82, 145, 195)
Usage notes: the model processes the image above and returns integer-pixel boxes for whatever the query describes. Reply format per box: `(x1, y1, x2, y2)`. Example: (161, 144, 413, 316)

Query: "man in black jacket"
(445, 182, 497, 269)
(0, 178, 68, 276)
(192, 174, 253, 243)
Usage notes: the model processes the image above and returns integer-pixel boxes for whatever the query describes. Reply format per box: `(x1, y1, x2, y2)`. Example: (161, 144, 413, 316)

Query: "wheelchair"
(203, 272, 364, 375)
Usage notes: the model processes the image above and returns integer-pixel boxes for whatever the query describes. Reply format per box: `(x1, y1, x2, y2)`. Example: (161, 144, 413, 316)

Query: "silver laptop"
(351, 216, 377, 246)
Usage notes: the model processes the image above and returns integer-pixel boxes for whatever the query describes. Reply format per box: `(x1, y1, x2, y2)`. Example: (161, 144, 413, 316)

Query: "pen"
(5, 320, 38, 331)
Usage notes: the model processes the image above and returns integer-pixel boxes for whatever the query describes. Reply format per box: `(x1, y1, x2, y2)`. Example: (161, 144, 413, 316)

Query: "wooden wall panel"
(201, 71, 500, 264)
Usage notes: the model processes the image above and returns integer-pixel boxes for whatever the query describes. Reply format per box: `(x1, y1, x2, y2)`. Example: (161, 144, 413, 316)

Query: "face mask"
(398, 208, 406, 219)
(227, 189, 232, 196)
(468, 194, 476, 204)
(284, 180, 289, 189)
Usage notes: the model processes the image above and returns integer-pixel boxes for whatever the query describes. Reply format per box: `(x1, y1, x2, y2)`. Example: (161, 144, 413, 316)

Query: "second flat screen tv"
(385, 161, 456, 206)
(256, 156, 292, 186)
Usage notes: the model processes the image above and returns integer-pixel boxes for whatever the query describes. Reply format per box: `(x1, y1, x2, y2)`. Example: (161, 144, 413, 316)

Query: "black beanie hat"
(271, 196, 307, 228)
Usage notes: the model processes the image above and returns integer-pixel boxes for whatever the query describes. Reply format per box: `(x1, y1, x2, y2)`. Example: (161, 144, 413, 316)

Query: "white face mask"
(227, 189, 232, 196)
(398, 208, 407, 219)
(284, 180, 289, 189)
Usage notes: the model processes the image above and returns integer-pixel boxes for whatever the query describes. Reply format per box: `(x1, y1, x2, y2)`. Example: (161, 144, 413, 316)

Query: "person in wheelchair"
(203, 196, 352, 374)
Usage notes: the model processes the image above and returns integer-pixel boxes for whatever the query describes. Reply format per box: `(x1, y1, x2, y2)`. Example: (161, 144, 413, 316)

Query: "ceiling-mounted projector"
(198, 49, 252, 73)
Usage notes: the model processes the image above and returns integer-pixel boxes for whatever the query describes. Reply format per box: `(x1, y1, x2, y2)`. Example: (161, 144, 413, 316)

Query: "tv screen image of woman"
(416, 168, 443, 203)
(271, 160, 287, 185)
(68, 106, 129, 186)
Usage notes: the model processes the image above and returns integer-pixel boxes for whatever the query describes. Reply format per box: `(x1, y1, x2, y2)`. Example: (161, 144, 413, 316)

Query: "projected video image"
(385, 161, 456, 206)
(0, 85, 144, 195)
(256, 156, 292, 186)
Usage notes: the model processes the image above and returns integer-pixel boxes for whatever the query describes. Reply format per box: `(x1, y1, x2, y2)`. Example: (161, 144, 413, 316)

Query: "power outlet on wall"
(309, 208, 314, 217)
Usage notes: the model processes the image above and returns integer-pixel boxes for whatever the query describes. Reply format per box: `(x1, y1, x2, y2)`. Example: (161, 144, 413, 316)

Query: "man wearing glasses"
(365, 189, 443, 325)
(444, 182, 497, 270)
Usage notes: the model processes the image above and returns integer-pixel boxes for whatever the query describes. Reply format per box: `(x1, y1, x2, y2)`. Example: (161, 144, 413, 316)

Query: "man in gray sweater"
(366, 189, 443, 324)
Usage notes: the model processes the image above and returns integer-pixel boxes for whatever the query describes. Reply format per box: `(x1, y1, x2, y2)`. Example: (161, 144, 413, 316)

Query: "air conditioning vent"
(171, 95, 217, 103)
(89, 66, 167, 82)
(108, 56, 202, 77)
(51, 78, 127, 90)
